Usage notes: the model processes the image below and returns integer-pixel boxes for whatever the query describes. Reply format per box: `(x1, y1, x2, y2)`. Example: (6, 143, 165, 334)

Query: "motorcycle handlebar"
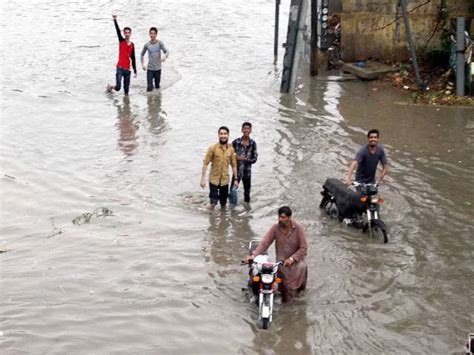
(240, 259, 284, 267)
(352, 182, 378, 188)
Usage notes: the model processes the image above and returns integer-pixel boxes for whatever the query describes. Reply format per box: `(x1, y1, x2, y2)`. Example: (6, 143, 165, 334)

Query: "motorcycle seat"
(323, 178, 361, 200)
(323, 178, 365, 218)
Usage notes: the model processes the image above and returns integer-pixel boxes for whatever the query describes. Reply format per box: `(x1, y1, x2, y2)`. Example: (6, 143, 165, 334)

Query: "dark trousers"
(242, 176, 251, 202)
(115, 67, 131, 95)
(209, 183, 229, 207)
(147, 70, 161, 91)
(233, 175, 251, 202)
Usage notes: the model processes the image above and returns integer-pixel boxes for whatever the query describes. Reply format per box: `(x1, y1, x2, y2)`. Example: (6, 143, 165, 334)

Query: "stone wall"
(340, 0, 472, 62)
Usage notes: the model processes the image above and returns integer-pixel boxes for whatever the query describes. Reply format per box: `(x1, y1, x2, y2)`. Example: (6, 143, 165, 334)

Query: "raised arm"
(113, 16, 124, 42)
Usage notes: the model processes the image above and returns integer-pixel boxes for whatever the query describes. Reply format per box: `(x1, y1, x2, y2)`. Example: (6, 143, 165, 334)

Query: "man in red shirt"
(107, 15, 137, 96)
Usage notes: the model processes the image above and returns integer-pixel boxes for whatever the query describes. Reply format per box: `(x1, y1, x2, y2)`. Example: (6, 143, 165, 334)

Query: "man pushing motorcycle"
(245, 206, 308, 303)
(345, 129, 389, 186)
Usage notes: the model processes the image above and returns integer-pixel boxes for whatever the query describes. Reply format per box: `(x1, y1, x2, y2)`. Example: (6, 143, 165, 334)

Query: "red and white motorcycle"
(246, 241, 283, 329)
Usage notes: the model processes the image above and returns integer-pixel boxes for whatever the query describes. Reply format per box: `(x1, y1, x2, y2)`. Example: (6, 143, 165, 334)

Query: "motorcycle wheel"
(320, 198, 339, 219)
(319, 196, 330, 208)
(328, 203, 339, 219)
(370, 220, 388, 244)
(262, 317, 269, 329)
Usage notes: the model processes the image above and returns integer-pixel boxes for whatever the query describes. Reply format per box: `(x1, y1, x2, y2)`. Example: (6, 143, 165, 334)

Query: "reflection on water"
(207, 210, 256, 271)
(115, 96, 138, 157)
(147, 93, 165, 135)
(250, 301, 312, 354)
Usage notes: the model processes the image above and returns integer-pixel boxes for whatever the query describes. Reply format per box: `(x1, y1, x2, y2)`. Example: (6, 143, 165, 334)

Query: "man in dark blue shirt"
(345, 129, 389, 185)
(232, 122, 258, 203)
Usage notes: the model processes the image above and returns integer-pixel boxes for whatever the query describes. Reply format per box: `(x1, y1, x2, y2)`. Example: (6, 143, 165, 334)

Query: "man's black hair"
(242, 122, 252, 129)
(278, 206, 292, 217)
(123, 27, 132, 32)
(218, 126, 229, 134)
(149, 27, 158, 33)
(367, 129, 379, 138)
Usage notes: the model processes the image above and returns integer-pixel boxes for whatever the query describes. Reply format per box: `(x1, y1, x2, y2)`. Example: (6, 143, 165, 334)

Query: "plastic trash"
(229, 186, 238, 206)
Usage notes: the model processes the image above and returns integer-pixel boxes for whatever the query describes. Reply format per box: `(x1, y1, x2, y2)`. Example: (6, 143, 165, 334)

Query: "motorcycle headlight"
(370, 196, 379, 204)
(261, 274, 274, 284)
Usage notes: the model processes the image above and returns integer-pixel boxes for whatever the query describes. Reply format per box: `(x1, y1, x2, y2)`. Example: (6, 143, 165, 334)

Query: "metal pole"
(274, 0, 280, 59)
(399, 0, 424, 91)
(455, 17, 466, 96)
(289, 0, 308, 93)
(280, 0, 303, 93)
(310, 0, 317, 76)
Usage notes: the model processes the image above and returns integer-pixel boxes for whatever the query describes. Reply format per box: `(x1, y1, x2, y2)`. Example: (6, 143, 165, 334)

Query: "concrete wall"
(340, 0, 472, 62)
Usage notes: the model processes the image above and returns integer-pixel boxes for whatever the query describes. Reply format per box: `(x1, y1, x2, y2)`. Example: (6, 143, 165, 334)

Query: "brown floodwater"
(1, 1, 473, 354)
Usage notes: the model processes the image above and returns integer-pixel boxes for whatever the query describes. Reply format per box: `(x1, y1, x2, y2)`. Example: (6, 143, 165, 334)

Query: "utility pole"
(455, 17, 466, 96)
(310, 0, 317, 76)
(399, 0, 425, 91)
(281, 0, 305, 93)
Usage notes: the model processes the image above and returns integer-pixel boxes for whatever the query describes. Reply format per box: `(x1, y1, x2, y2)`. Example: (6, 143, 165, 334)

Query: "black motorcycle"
(320, 178, 388, 243)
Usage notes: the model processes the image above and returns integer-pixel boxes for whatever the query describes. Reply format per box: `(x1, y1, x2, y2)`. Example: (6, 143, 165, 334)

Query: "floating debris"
(46, 228, 63, 238)
(47, 217, 64, 238)
(73, 207, 114, 225)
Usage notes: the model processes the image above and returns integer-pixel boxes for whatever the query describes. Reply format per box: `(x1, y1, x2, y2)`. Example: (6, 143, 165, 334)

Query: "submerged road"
(1, 0, 473, 353)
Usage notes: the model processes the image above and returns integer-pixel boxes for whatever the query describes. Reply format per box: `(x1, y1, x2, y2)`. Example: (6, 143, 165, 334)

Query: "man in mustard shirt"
(200, 126, 239, 210)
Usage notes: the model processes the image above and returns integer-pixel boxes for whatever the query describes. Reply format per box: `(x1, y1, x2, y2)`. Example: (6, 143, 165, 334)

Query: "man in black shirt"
(232, 122, 258, 203)
(346, 129, 389, 186)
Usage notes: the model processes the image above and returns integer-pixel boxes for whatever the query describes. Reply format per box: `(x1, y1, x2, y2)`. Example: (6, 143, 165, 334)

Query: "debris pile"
(72, 207, 114, 225)
(384, 63, 474, 105)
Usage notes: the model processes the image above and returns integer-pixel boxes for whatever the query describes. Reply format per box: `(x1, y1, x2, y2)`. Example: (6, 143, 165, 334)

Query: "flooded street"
(1, 0, 473, 354)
